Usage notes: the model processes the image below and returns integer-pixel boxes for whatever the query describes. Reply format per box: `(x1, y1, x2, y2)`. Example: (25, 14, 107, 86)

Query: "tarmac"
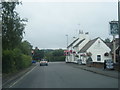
(1, 62, 119, 88)
(0, 73, 2, 90)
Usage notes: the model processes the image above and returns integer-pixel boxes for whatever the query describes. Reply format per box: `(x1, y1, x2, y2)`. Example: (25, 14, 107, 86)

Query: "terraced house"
(65, 32, 112, 65)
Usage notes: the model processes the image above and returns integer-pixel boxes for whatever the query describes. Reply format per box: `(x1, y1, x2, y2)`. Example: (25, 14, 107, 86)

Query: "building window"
(97, 55, 101, 61)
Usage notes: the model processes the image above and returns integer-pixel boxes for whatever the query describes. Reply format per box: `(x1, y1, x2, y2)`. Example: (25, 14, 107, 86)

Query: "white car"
(40, 59, 48, 66)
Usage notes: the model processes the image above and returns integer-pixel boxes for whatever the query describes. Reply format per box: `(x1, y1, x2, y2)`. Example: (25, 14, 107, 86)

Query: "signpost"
(109, 21, 119, 63)
(105, 60, 114, 70)
(109, 21, 119, 35)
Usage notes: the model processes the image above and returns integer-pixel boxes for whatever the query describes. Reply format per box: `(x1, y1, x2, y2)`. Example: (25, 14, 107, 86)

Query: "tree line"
(32, 48, 65, 62)
(2, 2, 33, 74)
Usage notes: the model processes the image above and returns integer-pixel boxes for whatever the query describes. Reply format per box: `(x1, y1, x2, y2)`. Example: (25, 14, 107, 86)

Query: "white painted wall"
(66, 32, 91, 63)
(87, 38, 112, 63)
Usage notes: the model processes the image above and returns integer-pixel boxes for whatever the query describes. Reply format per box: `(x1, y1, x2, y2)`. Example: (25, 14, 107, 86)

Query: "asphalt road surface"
(10, 62, 118, 88)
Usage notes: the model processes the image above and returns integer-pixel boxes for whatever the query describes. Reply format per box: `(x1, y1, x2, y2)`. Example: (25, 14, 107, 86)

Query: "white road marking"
(0, 74, 2, 90)
(9, 65, 38, 88)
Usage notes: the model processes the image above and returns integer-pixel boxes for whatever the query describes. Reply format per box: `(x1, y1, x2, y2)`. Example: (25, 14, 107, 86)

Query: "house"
(72, 32, 90, 63)
(65, 32, 90, 63)
(65, 38, 79, 63)
(78, 37, 112, 64)
(65, 31, 112, 64)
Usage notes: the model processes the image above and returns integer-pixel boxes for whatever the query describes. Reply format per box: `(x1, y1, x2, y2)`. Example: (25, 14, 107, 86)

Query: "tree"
(18, 40, 33, 55)
(44, 49, 65, 62)
(2, 2, 27, 50)
(2, 2, 32, 74)
(104, 38, 111, 43)
(33, 47, 44, 60)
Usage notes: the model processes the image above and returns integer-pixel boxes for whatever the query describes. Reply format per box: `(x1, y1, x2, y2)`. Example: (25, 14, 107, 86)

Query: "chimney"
(85, 32, 90, 40)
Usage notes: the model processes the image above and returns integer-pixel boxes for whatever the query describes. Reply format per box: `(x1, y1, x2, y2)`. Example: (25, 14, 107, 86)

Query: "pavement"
(67, 63, 119, 79)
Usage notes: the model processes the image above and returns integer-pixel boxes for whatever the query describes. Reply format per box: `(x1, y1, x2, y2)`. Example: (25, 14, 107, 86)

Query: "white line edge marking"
(9, 65, 38, 88)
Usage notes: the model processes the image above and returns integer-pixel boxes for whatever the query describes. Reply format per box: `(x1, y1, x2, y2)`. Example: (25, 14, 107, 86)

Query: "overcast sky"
(16, 0, 118, 49)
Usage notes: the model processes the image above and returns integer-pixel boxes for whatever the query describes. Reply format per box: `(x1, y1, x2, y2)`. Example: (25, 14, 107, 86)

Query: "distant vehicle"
(32, 60, 36, 63)
(77, 59, 82, 64)
(40, 59, 48, 66)
(77, 59, 86, 65)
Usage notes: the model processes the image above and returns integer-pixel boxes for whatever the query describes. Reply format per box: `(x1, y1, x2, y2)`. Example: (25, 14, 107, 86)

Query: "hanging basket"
(86, 52, 92, 56)
(75, 54, 79, 57)
(104, 52, 109, 56)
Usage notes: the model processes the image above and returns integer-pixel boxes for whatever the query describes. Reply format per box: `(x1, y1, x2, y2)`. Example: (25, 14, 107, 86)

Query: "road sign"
(109, 21, 119, 35)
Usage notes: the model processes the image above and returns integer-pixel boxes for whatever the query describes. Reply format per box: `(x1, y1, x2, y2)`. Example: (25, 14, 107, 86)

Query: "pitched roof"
(78, 37, 99, 53)
(73, 39, 85, 48)
(104, 38, 119, 51)
(67, 38, 79, 48)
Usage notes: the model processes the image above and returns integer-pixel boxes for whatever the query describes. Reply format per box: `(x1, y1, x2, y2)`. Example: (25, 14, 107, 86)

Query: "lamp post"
(66, 35, 68, 48)
(66, 34, 68, 62)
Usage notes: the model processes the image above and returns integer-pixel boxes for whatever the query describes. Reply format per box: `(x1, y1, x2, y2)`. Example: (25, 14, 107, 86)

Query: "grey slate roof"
(78, 37, 99, 53)
(67, 38, 79, 48)
(73, 39, 85, 48)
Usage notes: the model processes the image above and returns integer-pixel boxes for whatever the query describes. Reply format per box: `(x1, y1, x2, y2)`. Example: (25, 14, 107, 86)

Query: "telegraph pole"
(113, 35, 116, 63)
(118, 0, 120, 65)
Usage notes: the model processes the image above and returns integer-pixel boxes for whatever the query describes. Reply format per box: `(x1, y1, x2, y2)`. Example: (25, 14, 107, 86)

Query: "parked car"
(104, 59, 114, 70)
(77, 59, 82, 64)
(32, 60, 36, 63)
(40, 59, 48, 66)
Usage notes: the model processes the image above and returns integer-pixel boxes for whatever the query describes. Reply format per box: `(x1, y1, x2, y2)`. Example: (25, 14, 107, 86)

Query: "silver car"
(40, 59, 48, 66)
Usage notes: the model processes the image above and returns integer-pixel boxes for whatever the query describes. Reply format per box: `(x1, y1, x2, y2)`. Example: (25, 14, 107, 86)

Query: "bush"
(2, 50, 17, 73)
(2, 48, 32, 74)
(13, 48, 23, 70)
(21, 54, 32, 68)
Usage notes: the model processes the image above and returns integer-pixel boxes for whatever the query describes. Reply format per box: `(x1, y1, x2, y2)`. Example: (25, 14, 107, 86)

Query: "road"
(10, 62, 118, 88)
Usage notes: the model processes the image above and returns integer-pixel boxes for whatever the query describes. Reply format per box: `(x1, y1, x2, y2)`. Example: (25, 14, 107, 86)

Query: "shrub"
(2, 48, 32, 74)
(2, 50, 17, 73)
(21, 54, 32, 68)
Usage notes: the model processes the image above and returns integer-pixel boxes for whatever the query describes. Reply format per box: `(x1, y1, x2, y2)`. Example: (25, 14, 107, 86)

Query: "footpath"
(67, 63, 119, 79)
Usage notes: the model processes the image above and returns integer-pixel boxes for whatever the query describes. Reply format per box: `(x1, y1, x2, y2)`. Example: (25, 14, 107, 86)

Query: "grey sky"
(16, 1, 118, 49)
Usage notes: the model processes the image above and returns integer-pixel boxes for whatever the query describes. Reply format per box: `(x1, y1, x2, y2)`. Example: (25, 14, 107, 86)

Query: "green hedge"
(21, 54, 32, 68)
(2, 49, 17, 73)
(2, 49, 32, 74)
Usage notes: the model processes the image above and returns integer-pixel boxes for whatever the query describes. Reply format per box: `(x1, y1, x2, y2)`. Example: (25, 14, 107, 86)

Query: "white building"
(78, 37, 112, 64)
(65, 32, 112, 64)
(66, 38, 79, 63)
(66, 32, 90, 63)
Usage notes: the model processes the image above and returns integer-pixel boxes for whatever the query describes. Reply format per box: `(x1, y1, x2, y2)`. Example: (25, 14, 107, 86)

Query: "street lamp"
(65, 34, 68, 62)
(66, 34, 68, 49)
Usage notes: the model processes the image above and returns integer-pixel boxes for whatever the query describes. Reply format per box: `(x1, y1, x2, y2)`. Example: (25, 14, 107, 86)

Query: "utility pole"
(113, 35, 116, 63)
(118, 0, 120, 64)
